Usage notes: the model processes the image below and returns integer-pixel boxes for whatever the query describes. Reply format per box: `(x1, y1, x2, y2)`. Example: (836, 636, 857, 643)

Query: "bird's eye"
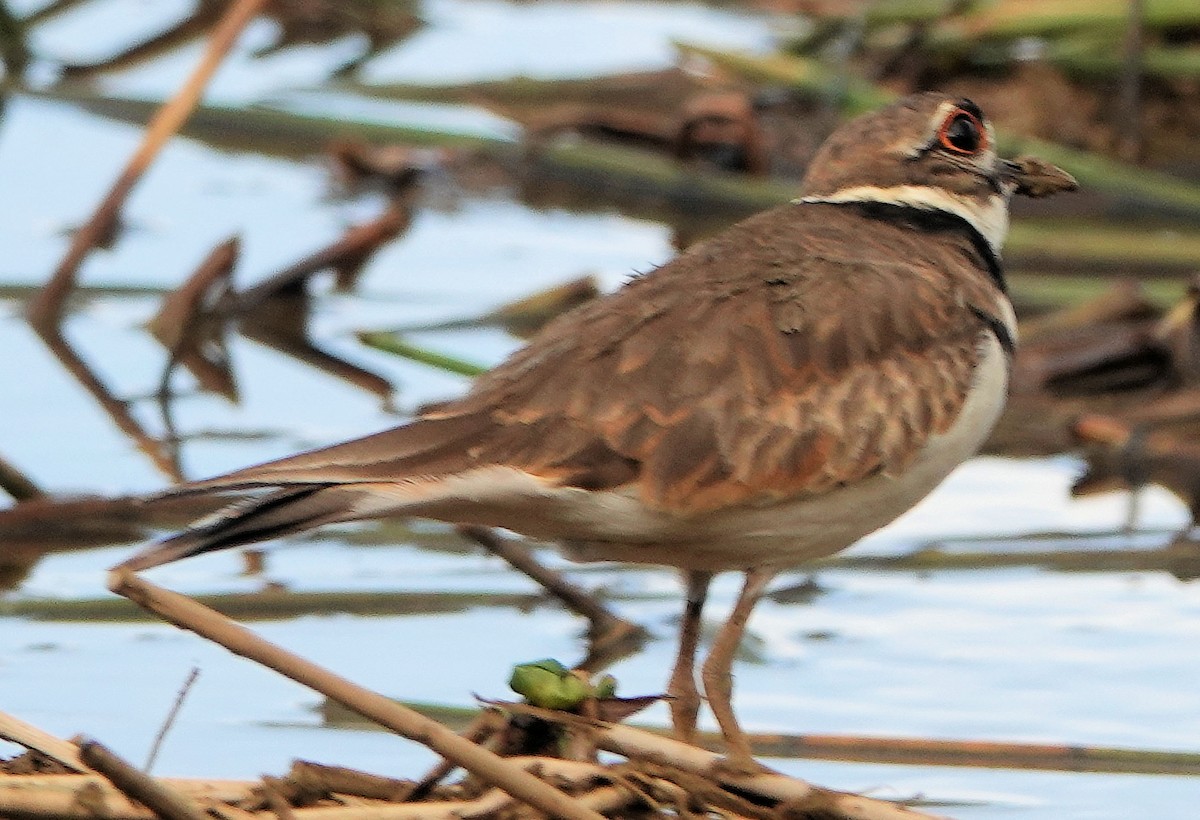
(938, 109, 986, 155)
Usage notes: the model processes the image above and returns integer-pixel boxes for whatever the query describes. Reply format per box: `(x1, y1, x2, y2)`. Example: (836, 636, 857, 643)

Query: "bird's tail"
(116, 486, 356, 571)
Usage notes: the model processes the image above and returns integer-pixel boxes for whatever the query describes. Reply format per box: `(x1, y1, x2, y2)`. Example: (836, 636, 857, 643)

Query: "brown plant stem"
(231, 205, 411, 313)
(33, 331, 183, 482)
(0, 0, 29, 79)
(457, 525, 649, 671)
(340, 699, 1200, 776)
(151, 236, 240, 404)
(0, 710, 92, 773)
(594, 722, 945, 820)
(106, 569, 605, 820)
(284, 761, 413, 802)
(79, 739, 209, 820)
(0, 454, 43, 502)
(26, 0, 269, 329)
(144, 667, 201, 773)
(0, 775, 253, 820)
(402, 710, 506, 802)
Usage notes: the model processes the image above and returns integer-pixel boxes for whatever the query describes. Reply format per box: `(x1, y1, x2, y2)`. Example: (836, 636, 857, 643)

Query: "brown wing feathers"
(124, 201, 1003, 569)
(215, 206, 993, 501)
(551, 204, 997, 510)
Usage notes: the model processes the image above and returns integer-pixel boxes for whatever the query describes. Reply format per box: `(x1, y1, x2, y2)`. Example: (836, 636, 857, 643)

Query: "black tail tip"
(111, 536, 206, 573)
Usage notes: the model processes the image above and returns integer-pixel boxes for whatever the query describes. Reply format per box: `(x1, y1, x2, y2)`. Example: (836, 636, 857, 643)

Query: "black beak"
(997, 156, 1078, 198)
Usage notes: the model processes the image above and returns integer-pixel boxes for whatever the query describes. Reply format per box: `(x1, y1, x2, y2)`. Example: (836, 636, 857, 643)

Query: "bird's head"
(797, 92, 1076, 252)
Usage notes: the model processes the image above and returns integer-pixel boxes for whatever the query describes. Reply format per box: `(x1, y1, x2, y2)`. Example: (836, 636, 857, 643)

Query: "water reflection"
(149, 235, 240, 404)
(42, 0, 421, 82)
(30, 323, 184, 480)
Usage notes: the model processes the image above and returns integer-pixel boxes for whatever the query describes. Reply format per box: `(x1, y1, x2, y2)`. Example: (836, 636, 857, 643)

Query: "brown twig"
(59, 1, 224, 80)
(402, 709, 506, 801)
(0, 774, 254, 820)
(0, 454, 43, 502)
(591, 719, 947, 820)
(151, 236, 241, 404)
(471, 701, 946, 819)
(240, 303, 395, 403)
(227, 208, 408, 403)
(79, 738, 209, 820)
(457, 525, 649, 671)
(144, 667, 201, 773)
(20, 0, 87, 26)
(230, 205, 411, 314)
(0, 778, 147, 820)
(634, 762, 775, 820)
(0, 711, 92, 773)
(260, 776, 298, 820)
(365, 699, 1200, 777)
(0, 0, 29, 80)
(32, 331, 184, 482)
(106, 569, 605, 820)
(285, 761, 413, 803)
(26, 0, 269, 329)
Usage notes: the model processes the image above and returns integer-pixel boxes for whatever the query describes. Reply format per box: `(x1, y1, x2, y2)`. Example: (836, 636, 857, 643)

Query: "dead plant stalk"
(0, 711, 92, 773)
(27, 0, 270, 328)
(78, 740, 207, 820)
(105, 569, 603, 820)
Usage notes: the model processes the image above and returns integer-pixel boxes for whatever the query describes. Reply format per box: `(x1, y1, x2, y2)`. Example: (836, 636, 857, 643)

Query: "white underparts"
(796, 185, 1009, 255)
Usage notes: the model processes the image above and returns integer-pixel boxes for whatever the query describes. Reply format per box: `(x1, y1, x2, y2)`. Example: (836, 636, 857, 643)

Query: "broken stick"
(106, 569, 604, 820)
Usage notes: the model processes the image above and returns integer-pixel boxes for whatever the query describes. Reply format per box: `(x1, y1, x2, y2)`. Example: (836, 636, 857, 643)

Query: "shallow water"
(2, 2, 1200, 817)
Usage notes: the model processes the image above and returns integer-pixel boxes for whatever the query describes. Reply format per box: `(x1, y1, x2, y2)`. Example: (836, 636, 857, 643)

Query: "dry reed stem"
(293, 759, 620, 820)
(261, 776, 298, 820)
(457, 525, 648, 670)
(592, 722, 949, 820)
(27, 0, 269, 328)
(106, 569, 605, 820)
(471, 702, 948, 819)
(403, 709, 506, 801)
(0, 455, 43, 502)
(231, 204, 412, 313)
(31, 332, 184, 481)
(210, 803, 265, 820)
(0, 755, 941, 820)
(0, 782, 494, 820)
(152, 237, 240, 403)
(0, 776, 155, 820)
(0, 775, 254, 820)
(285, 761, 413, 802)
(79, 739, 209, 820)
(0, 711, 92, 773)
(144, 666, 201, 773)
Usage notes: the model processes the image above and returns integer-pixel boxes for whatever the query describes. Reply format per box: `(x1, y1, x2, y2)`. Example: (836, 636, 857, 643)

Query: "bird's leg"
(667, 569, 713, 743)
(700, 566, 775, 770)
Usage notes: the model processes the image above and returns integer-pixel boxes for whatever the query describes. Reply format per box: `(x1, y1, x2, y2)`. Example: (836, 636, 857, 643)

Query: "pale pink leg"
(666, 569, 713, 743)
(700, 567, 775, 768)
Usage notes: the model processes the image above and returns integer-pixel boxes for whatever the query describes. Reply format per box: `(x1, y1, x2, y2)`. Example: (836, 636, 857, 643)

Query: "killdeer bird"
(118, 92, 1075, 768)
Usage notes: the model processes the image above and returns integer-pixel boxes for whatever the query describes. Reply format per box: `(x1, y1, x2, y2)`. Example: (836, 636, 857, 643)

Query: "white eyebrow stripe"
(895, 99, 962, 156)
